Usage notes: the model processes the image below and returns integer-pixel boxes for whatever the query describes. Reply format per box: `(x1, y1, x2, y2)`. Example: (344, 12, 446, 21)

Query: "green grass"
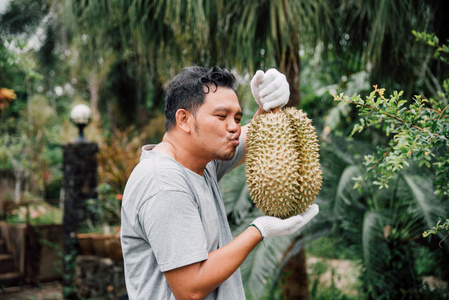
(306, 236, 358, 260)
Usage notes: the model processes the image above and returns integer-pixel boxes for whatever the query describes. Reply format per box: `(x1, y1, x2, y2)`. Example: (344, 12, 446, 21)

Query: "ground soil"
(1, 281, 63, 300)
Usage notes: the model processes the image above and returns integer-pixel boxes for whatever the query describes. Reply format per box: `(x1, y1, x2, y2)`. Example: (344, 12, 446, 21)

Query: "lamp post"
(63, 104, 98, 299)
(70, 104, 92, 142)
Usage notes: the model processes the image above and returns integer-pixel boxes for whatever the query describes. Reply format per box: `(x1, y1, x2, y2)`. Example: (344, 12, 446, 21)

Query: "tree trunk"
(136, 69, 149, 132)
(279, 44, 301, 108)
(14, 175, 21, 203)
(88, 74, 100, 124)
(281, 240, 310, 300)
(278, 32, 310, 300)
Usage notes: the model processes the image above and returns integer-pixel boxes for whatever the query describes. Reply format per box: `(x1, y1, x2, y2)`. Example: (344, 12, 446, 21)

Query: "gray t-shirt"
(121, 138, 246, 300)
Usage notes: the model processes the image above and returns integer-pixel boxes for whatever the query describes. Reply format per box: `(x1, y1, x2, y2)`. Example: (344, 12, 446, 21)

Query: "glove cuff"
(249, 223, 265, 240)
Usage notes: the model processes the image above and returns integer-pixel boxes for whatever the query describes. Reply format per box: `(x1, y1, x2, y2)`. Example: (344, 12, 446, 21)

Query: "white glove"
(250, 68, 290, 111)
(250, 204, 319, 239)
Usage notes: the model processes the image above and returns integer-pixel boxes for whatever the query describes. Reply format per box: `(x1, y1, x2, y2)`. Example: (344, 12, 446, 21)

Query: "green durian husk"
(245, 107, 322, 219)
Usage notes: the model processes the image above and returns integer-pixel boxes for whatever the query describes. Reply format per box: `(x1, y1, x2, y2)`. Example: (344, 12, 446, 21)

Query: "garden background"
(0, 0, 448, 299)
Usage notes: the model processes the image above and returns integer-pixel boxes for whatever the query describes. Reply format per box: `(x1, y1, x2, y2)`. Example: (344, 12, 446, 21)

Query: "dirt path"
(1, 282, 62, 300)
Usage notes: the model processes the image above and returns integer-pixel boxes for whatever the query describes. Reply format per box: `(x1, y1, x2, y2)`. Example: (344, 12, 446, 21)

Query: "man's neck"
(153, 133, 208, 176)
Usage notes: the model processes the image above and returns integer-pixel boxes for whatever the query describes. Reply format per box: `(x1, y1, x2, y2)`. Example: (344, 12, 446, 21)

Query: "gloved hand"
(250, 68, 290, 112)
(250, 204, 319, 239)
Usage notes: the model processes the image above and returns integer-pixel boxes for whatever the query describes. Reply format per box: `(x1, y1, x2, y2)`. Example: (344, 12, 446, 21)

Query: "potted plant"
(76, 184, 122, 259)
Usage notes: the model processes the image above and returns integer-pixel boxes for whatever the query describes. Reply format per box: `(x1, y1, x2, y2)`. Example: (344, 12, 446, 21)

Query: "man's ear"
(175, 109, 192, 133)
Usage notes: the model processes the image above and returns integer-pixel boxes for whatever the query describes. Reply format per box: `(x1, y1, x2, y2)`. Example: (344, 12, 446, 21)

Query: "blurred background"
(0, 0, 448, 299)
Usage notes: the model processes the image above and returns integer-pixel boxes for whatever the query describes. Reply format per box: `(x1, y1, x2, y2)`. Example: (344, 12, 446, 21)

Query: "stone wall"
(0, 222, 63, 284)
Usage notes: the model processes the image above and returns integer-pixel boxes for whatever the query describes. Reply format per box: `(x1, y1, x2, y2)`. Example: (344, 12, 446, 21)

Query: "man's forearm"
(164, 226, 262, 299)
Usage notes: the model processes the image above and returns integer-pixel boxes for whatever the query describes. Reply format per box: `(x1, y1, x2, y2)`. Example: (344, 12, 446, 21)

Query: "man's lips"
(229, 135, 240, 146)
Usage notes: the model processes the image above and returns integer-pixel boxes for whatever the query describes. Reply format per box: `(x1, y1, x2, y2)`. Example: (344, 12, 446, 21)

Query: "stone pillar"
(62, 142, 98, 299)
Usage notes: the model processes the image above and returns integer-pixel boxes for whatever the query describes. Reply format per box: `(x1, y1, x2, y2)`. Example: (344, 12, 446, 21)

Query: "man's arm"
(164, 226, 262, 300)
(164, 204, 319, 299)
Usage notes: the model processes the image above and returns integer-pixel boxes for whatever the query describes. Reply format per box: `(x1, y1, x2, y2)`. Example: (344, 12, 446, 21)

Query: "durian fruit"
(245, 107, 322, 219)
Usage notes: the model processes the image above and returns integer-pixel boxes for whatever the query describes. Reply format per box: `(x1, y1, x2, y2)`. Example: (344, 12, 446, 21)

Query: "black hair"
(164, 66, 238, 131)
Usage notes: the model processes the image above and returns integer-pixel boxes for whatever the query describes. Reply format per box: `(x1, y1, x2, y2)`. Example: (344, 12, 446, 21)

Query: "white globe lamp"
(70, 104, 92, 142)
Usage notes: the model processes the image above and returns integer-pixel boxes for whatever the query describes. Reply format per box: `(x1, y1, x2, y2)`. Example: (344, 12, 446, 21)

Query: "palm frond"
(219, 164, 254, 226)
(0, 0, 48, 36)
(244, 235, 294, 299)
(229, 209, 295, 300)
(361, 211, 390, 298)
(335, 165, 362, 206)
(401, 174, 440, 227)
(400, 174, 449, 246)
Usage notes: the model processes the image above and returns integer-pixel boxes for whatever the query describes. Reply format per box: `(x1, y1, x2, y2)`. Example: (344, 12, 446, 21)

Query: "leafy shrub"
(97, 126, 142, 195)
(5, 198, 63, 225)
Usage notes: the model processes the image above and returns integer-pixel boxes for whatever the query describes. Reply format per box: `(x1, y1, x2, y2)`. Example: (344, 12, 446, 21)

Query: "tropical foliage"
(1, 0, 449, 299)
(322, 31, 449, 299)
(317, 136, 448, 299)
(333, 30, 449, 236)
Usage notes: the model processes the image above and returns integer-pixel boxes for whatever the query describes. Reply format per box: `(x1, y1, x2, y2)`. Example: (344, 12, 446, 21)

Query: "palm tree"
(332, 0, 449, 97)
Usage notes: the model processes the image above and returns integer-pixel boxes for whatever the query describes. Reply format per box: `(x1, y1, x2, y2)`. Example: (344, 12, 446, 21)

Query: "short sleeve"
(138, 190, 209, 272)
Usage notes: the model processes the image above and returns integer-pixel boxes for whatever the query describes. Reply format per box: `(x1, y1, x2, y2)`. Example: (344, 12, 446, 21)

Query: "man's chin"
(217, 149, 237, 161)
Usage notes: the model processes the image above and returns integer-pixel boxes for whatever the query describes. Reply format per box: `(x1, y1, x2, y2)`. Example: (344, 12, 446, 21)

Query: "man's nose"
(227, 119, 239, 132)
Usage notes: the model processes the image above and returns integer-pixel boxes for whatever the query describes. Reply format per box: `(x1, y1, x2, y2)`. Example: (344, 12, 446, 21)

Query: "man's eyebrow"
(213, 107, 243, 116)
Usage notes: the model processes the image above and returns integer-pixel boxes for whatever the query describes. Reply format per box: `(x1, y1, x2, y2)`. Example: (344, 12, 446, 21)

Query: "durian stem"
(269, 107, 282, 114)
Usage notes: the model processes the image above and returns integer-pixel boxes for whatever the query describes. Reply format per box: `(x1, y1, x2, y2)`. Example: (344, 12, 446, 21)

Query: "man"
(120, 66, 319, 299)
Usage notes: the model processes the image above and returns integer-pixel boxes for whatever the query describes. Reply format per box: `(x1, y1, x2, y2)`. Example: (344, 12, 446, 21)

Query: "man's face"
(192, 87, 242, 161)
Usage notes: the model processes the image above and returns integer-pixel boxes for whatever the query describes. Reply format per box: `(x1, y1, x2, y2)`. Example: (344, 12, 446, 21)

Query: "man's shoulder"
(134, 151, 187, 180)
(123, 151, 196, 208)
